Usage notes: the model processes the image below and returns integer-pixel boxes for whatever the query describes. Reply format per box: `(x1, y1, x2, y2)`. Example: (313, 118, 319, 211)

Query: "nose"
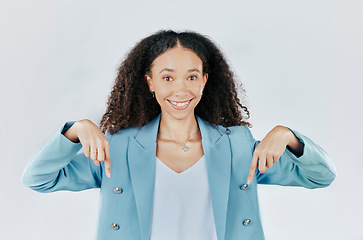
(174, 79, 189, 98)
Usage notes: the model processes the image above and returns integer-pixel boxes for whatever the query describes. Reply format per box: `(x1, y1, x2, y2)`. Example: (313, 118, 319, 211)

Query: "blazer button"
(240, 184, 248, 190)
(111, 223, 119, 230)
(243, 219, 251, 226)
(225, 128, 231, 135)
(114, 187, 123, 194)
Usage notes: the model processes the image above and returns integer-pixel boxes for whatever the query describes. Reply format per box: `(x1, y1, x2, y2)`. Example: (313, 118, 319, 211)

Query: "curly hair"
(99, 30, 251, 135)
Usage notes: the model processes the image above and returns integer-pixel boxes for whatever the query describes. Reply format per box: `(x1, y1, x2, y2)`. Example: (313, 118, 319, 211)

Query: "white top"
(149, 155, 218, 240)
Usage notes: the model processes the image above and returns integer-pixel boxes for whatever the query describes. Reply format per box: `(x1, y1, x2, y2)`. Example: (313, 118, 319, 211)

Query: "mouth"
(167, 99, 193, 110)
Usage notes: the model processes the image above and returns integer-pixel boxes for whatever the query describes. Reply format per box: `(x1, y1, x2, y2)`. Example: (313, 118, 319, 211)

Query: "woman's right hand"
(64, 119, 111, 178)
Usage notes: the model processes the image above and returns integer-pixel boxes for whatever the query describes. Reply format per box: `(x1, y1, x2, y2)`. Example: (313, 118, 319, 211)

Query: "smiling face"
(145, 46, 208, 121)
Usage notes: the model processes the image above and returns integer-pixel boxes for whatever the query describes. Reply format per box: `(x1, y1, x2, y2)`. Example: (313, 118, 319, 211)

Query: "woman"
(22, 30, 336, 240)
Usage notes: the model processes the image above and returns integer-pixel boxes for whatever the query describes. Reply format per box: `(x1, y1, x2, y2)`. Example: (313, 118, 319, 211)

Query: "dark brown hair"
(99, 30, 251, 135)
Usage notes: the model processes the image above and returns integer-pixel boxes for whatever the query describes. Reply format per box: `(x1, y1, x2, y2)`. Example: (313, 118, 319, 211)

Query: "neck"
(158, 112, 200, 142)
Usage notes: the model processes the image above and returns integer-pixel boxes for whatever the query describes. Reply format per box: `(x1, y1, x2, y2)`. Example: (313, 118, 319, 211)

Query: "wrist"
(64, 121, 80, 143)
(274, 125, 292, 146)
(286, 128, 297, 147)
(285, 127, 304, 157)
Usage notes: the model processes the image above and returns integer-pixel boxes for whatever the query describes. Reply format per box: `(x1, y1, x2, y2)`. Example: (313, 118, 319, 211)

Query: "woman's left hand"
(247, 125, 303, 184)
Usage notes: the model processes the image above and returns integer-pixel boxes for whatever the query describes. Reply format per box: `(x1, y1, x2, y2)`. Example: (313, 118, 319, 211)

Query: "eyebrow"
(159, 68, 201, 74)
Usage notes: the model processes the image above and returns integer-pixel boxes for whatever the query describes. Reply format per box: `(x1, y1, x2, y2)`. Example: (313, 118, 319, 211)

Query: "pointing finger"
(247, 152, 259, 184)
(104, 142, 111, 178)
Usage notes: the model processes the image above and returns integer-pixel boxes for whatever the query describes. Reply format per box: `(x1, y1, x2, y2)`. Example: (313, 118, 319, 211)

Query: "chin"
(162, 108, 196, 121)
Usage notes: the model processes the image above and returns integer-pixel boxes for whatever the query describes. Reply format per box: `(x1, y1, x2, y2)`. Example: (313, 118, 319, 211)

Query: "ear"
(144, 74, 154, 92)
(203, 73, 208, 88)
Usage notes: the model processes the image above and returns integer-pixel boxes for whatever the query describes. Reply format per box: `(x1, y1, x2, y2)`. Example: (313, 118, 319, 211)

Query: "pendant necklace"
(158, 127, 200, 152)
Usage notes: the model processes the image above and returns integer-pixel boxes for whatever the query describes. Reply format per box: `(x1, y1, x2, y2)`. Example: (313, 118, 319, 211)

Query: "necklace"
(158, 127, 200, 152)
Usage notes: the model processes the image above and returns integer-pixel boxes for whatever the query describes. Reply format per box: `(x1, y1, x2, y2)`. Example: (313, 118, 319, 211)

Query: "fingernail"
(247, 178, 251, 184)
(107, 171, 111, 178)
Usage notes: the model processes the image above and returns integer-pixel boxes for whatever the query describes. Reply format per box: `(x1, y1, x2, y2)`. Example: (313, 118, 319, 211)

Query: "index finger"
(104, 141, 111, 178)
(247, 152, 258, 184)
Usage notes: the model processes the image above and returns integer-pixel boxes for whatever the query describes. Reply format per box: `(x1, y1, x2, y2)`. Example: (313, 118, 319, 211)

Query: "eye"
(188, 76, 198, 81)
(163, 76, 173, 81)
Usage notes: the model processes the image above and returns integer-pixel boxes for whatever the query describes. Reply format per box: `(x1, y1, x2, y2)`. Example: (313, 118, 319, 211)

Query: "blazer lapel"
(127, 114, 160, 240)
(197, 115, 232, 240)
(127, 114, 231, 240)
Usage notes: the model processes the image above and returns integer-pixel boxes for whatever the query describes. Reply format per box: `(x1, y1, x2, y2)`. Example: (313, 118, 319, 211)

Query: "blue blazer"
(22, 114, 336, 240)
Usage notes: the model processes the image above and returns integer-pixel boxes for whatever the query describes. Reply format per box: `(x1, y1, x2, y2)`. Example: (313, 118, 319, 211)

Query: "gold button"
(240, 184, 248, 190)
(114, 187, 123, 194)
(243, 219, 251, 226)
(111, 223, 119, 230)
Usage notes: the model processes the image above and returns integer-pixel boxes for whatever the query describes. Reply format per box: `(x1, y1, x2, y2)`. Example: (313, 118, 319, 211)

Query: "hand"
(65, 119, 111, 178)
(247, 125, 293, 184)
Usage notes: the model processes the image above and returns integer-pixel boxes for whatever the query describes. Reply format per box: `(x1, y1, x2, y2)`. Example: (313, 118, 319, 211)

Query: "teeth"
(169, 100, 190, 107)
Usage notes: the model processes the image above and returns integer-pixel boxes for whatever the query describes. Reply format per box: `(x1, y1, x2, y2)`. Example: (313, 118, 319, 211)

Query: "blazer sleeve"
(21, 121, 106, 193)
(246, 127, 337, 189)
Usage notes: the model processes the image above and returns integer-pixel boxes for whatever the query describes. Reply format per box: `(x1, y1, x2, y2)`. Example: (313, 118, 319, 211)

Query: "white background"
(1, 0, 362, 239)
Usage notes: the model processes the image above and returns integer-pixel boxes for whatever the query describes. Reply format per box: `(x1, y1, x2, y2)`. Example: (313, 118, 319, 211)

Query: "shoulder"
(105, 126, 141, 142)
(199, 115, 253, 142)
(227, 124, 251, 135)
(220, 124, 253, 138)
(197, 115, 251, 138)
(221, 124, 255, 149)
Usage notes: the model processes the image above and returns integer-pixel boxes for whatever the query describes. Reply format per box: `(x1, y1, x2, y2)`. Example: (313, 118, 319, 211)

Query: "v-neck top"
(149, 155, 218, 240)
